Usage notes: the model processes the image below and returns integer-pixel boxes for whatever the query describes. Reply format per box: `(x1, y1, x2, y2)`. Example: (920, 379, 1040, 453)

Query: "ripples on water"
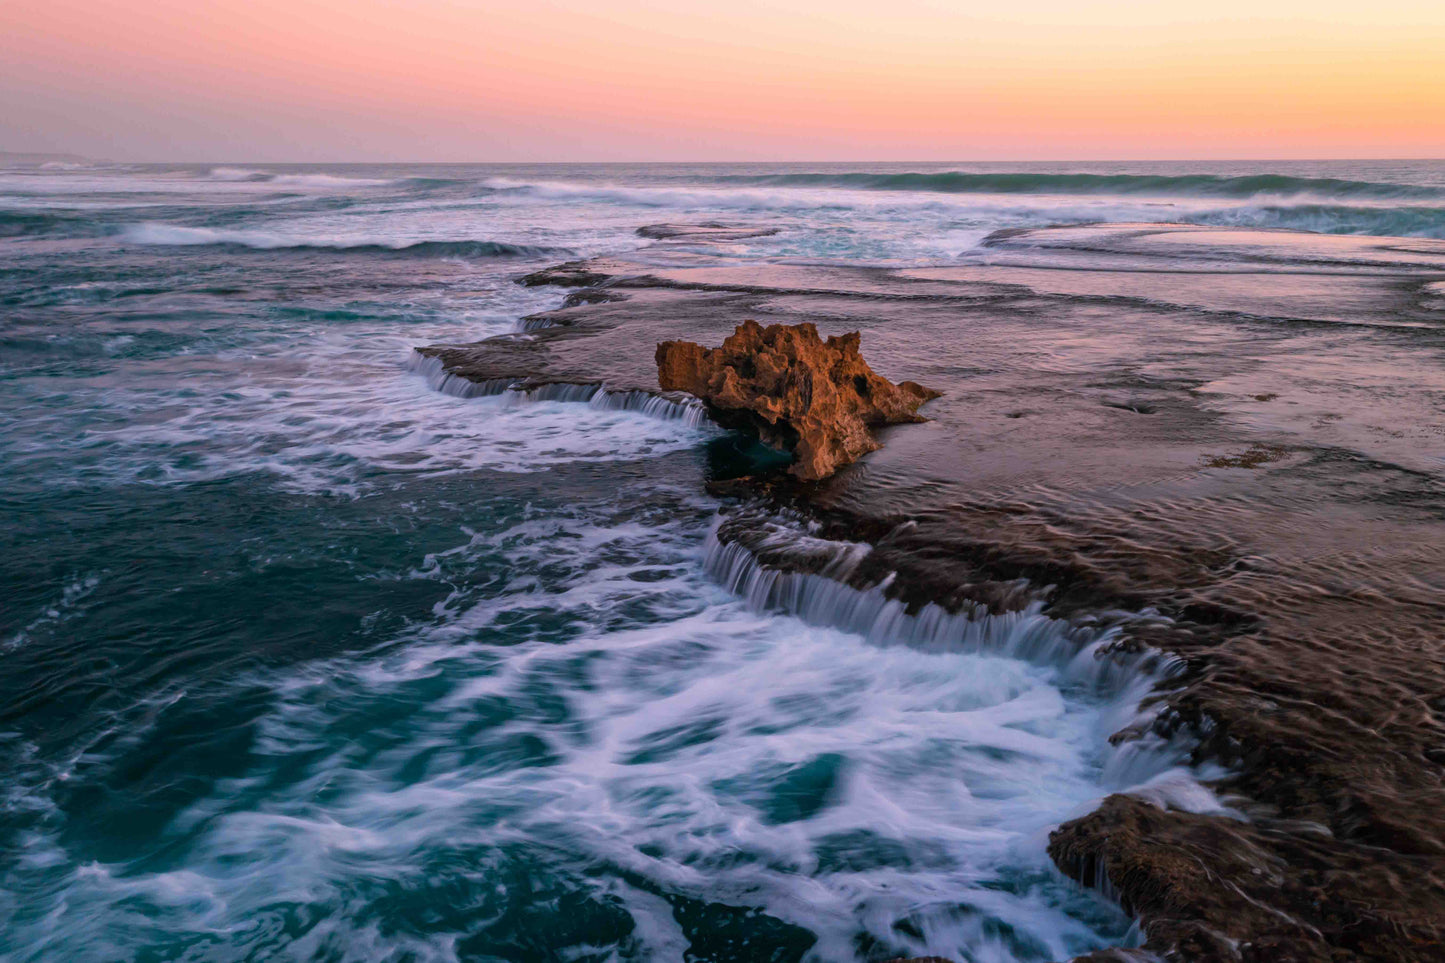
(5, 160, 1438, 961)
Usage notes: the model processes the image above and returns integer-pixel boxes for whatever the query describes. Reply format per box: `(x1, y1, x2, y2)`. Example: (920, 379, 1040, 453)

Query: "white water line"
(407, 351, 710, 427)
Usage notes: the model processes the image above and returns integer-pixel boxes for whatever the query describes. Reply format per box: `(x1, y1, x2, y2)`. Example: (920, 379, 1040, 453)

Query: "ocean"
(3, 159, 1443, 962)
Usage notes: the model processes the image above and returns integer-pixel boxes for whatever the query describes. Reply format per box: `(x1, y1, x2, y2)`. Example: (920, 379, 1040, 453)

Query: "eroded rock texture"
(656, 320, 938, 480)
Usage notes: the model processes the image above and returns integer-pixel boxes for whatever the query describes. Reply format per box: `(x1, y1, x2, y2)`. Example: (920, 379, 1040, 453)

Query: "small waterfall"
(407, 352, 517, 398)
(702, 513, 1238, 817)
(519, 382, 603, 404)
(586, 388, 709, 427)
(703, 517, 1182, 697)
(408, 351, 710, 426)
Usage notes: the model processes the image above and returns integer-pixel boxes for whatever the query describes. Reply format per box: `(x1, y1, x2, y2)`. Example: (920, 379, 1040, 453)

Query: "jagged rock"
(656, 320, 939, 480)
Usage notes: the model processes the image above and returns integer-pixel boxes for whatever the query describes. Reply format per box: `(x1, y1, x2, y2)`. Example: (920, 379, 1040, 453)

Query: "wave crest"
(719, 171, 1445, 200)
(1190, 203, 1445, 237)
(205, 167, 394, 188)
(119, 223, 566, 258)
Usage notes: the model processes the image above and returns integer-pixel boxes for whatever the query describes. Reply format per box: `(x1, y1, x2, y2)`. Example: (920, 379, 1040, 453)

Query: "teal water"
(9, 159, 1438, 961)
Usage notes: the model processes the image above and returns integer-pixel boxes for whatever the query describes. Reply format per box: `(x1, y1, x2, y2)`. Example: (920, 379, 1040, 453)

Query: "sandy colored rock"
(656, 320, 938, 480)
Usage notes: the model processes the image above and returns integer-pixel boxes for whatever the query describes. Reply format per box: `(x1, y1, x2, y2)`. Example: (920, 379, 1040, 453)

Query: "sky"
(2, 0, 1443, 162)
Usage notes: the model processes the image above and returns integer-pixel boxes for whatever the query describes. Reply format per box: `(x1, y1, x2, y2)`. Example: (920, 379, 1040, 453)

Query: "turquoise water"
(5, 160, 1439, 961)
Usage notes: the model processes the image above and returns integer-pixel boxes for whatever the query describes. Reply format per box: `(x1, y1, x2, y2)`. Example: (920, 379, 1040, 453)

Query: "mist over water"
(3, 159, 1435, 961)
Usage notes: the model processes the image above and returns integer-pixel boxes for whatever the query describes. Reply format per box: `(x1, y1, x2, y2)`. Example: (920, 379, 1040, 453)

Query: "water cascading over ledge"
(407, 350, 710, 426)
(410, 338, 1238, 959)
(701, 509, 1236, 814)
(413, 344, 1217, 794)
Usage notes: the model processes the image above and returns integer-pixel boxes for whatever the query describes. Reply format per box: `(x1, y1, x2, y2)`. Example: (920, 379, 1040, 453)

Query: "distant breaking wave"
(206, 168, 395, 188)
(481, 176, 1445, 239)
(479, 176, 826, 211)
(717, 171, 1445, 200)
(1190, 203, 1445, 238)
(204, 168, 469, 192)
(120, 223, 566, 258)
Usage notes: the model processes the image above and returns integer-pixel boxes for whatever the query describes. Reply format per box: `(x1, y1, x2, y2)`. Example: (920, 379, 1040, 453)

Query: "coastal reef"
(656, 320, 939, 480)
(418, 223, 1445, 962)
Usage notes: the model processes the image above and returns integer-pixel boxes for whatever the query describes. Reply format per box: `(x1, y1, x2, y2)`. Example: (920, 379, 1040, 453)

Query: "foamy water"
(1, 498, 1156, 961)
(0, 485, 1189, 960)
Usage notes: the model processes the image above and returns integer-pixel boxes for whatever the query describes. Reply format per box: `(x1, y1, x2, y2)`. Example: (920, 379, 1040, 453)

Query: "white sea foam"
(407, 352, 711, 426)
(5, 358, 708, 495)
(0, 268, 684, 494)
(116, 223, 556, 258)
(481, 174, 1445, 259)
(121, 222, 306, 248)
(704, 518, 1234, 810)
(270, 172, 395, 188)
(483, 175, 846, 212)
(206, 166, 270, 181)
(0, 500, 1156, 961)
(207, 167, 393, 187)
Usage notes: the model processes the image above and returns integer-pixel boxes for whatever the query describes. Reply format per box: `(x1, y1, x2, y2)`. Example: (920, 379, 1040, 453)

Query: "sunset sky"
(3, 0, 1443, 161)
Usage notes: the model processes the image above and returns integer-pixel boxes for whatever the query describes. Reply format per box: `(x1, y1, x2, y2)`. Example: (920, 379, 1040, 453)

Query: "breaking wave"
(1189, 202, 1445, 238)
(206, 167, 395, 187)
(478, 174, 1445, 239)
(719, 171, 1445, 200)
(480, 176, 841, 212)
(119, 223, 567, 258)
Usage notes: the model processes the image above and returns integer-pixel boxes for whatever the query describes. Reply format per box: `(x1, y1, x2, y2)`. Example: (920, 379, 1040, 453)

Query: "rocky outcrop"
(656, 320, 938, 480)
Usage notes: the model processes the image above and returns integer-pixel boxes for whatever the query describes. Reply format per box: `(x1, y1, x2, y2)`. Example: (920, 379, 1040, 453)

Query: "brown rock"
(656, 320, 938, 480)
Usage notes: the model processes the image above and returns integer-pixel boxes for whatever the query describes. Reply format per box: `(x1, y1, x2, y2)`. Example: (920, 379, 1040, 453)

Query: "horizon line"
(8, 154, 1445, 166)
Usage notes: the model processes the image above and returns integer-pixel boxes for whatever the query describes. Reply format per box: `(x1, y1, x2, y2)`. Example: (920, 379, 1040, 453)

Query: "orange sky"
(2, 0, 1442, 160)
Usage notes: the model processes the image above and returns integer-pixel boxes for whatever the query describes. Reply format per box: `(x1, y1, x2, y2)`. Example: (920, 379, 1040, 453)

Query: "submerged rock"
(656, 320, 938, 480)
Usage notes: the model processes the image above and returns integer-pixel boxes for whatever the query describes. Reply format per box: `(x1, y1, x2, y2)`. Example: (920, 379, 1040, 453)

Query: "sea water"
(4, 159, 1441, 961)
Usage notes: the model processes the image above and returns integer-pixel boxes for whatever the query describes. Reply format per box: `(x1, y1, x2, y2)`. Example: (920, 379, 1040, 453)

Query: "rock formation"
(656, 321, 938, 480)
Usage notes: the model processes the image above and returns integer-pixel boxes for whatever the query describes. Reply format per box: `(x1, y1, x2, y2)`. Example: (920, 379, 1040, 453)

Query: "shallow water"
(6, 160, 1440, 961)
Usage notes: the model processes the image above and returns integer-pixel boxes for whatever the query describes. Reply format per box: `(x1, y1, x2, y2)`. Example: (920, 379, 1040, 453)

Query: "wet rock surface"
(418, 224, 1445, 962)
(656, 320, 938, 480)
